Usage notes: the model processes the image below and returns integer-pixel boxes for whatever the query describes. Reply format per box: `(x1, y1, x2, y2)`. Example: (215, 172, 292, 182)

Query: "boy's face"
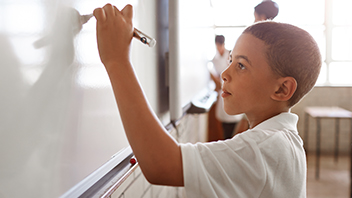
(221, 33, 279, 116)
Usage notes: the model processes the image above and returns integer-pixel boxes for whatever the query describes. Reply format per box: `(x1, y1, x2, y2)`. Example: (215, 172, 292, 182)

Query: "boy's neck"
(247, 106, 291, 129)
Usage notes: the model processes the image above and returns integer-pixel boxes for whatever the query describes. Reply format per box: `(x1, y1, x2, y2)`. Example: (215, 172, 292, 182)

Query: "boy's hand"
(94, 4, 133, 69)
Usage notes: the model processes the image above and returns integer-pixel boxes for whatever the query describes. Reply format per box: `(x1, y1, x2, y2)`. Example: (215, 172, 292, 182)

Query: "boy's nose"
(221, 71, 228, 82)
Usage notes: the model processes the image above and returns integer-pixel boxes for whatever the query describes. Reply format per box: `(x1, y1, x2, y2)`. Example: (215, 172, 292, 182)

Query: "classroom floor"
(307, 153, 350, 198)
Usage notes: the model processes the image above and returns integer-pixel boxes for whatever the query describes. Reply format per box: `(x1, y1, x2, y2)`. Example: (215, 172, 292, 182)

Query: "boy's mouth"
(221, 89, 231, 98)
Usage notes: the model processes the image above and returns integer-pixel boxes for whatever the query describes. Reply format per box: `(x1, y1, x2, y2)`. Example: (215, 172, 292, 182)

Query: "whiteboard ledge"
(60, 147, 133, 198)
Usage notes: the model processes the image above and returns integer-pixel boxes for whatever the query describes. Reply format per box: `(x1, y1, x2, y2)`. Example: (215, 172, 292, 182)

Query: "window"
(211, 0, 352, 86)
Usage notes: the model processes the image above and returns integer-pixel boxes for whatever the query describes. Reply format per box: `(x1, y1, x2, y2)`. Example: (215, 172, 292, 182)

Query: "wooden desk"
(304, 106, 352, 181)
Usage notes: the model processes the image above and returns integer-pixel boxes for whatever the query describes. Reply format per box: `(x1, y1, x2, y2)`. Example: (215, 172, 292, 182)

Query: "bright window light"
(332, 0, 352, 25)
(316, 63, 327, 85)
(212, 0, 352, 86)
(332, 27, 352, 60)
(274, 0, 324, 25)
(329, 62, 352, 85)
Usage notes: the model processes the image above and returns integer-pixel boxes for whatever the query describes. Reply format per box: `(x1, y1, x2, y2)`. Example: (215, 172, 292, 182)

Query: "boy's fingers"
(113, 6, 120, 16)
(121, 4, 133, 22)
(93, 8, 106, 22)
(103, 3, 115, 18)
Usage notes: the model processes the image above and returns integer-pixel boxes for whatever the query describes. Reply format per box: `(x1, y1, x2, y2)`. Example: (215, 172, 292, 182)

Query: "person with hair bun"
(254, 0, 279, 22)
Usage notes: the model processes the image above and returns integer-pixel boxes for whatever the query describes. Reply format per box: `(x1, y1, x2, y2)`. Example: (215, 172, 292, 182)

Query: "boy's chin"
(224, 109, 241, 115)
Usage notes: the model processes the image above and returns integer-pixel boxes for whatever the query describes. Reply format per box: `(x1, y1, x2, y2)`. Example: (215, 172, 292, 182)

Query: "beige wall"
(292, 87, 352, 155)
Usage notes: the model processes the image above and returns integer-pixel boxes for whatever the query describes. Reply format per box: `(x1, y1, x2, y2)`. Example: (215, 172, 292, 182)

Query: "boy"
(94, 4, 321, 198)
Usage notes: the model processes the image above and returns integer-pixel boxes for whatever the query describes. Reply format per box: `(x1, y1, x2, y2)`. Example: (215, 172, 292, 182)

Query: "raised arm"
(94, 4, 183, 186)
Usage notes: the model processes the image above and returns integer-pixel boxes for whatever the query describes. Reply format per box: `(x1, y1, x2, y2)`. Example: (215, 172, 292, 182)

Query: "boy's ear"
(271, 77, 297, 102)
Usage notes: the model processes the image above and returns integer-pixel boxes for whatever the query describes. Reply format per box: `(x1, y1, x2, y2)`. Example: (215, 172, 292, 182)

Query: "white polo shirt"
(180, 112, 306, 198)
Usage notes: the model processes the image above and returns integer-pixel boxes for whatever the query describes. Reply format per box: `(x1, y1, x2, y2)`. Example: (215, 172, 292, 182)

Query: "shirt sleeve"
(180, 135, 267, 198)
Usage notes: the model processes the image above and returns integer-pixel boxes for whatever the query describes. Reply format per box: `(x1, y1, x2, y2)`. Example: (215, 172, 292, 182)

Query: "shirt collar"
(251, 112, 299, 133)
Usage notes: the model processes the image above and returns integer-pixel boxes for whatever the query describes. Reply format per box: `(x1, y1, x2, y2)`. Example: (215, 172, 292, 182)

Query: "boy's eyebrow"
(235, 55, 252, 66)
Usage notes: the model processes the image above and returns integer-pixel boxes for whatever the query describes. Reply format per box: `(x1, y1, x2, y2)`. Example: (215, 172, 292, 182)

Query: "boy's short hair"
(215, 35, 225, 45)
(255, 0, 279, 20)
(243, 21, 322, 107)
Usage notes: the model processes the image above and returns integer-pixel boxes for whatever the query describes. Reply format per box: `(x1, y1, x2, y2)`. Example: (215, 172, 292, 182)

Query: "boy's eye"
(238, 62, 245, 70)
(227, 50, 232, 65)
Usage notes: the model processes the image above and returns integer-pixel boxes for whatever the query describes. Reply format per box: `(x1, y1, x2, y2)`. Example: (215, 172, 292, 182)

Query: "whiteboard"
(0, 0, 158, 197)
